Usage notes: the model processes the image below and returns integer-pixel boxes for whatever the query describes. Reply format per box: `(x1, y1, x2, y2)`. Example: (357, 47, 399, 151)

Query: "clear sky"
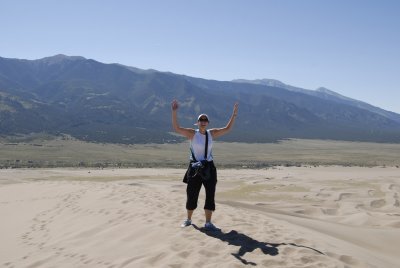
(1, 0, 399, 113)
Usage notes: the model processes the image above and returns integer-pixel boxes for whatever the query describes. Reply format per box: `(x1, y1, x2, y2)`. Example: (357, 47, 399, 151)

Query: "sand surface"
(1, 166, 399, 267)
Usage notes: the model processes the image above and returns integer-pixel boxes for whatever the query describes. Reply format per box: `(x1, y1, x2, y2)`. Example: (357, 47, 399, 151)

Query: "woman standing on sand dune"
(171, 99, 238, 231)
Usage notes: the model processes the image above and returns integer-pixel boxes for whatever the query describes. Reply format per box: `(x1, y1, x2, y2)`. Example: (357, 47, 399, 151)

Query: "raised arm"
(171, 99, 195, 140)
(210, 102, 238, 139)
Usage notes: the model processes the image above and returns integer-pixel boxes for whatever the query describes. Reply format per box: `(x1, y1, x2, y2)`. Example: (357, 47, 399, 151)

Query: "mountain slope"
(1, 55, 400, 143)
(233, 78, 400, 123)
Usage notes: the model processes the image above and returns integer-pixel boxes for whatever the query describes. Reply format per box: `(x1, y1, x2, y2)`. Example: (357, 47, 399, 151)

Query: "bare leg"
(187, 209, 194, 220)
(205, 209, 212, 222)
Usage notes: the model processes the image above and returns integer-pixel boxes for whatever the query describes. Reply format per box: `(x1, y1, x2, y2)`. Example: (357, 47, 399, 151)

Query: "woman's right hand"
(171, 99, 179, 111)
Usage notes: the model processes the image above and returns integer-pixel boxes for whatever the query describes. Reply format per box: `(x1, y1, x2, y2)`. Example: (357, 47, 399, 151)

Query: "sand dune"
(1, 166, 399, 267)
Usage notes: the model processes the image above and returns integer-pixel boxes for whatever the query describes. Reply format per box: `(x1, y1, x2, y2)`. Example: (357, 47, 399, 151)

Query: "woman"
(171, 99, 238, 231)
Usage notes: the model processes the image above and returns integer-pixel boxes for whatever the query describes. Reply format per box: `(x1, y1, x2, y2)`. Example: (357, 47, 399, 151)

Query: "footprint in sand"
(370, 199, 386, 208)
(321, 208, 338, 215)
(326, 252, 363, 267)
(335, 193, 355, 201)
(389, 184, 400, 192)
(339, 254, 362, 265)
(368, 189, 376, 197)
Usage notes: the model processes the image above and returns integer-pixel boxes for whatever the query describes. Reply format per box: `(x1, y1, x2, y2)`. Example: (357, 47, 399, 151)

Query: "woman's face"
(198, 117, 209, 128)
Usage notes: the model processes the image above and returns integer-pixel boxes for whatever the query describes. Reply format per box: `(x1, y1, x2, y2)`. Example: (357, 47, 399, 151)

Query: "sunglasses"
(199, 118, 209, 122)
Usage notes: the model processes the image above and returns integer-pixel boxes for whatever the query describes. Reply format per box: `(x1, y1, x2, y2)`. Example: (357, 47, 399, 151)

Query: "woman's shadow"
(192, 224, 324, 266)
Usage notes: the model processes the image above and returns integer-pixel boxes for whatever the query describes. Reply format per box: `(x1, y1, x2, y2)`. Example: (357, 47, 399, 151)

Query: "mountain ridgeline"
(1, 54, 400, 143)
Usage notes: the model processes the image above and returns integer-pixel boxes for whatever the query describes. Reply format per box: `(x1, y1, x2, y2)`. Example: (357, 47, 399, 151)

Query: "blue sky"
(1, 0, 399, 113)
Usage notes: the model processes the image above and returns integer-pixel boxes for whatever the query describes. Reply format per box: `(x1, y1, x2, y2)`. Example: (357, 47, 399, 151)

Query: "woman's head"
(197, 114, 209, 122)
(196, 114, 209, 127)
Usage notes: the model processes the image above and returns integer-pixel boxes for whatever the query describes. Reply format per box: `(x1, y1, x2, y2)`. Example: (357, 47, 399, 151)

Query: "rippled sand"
(1, 166, 399, 267)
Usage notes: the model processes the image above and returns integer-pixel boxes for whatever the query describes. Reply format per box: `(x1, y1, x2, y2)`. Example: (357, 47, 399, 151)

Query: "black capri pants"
(185, 162, 217, 211)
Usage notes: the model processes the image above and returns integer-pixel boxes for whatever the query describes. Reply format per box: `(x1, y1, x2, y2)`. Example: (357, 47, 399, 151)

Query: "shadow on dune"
(192, 224, 324, 266)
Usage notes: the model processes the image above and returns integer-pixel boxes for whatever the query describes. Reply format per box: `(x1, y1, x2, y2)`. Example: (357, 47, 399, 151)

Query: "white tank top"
(190, 129, 213, 161)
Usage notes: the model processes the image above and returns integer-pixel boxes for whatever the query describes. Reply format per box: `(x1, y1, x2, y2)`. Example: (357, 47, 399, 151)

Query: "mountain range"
(1, 54, 400, 143)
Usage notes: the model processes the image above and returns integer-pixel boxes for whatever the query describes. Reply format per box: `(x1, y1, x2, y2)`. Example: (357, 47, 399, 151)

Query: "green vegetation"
(1, 136, 399, 168)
